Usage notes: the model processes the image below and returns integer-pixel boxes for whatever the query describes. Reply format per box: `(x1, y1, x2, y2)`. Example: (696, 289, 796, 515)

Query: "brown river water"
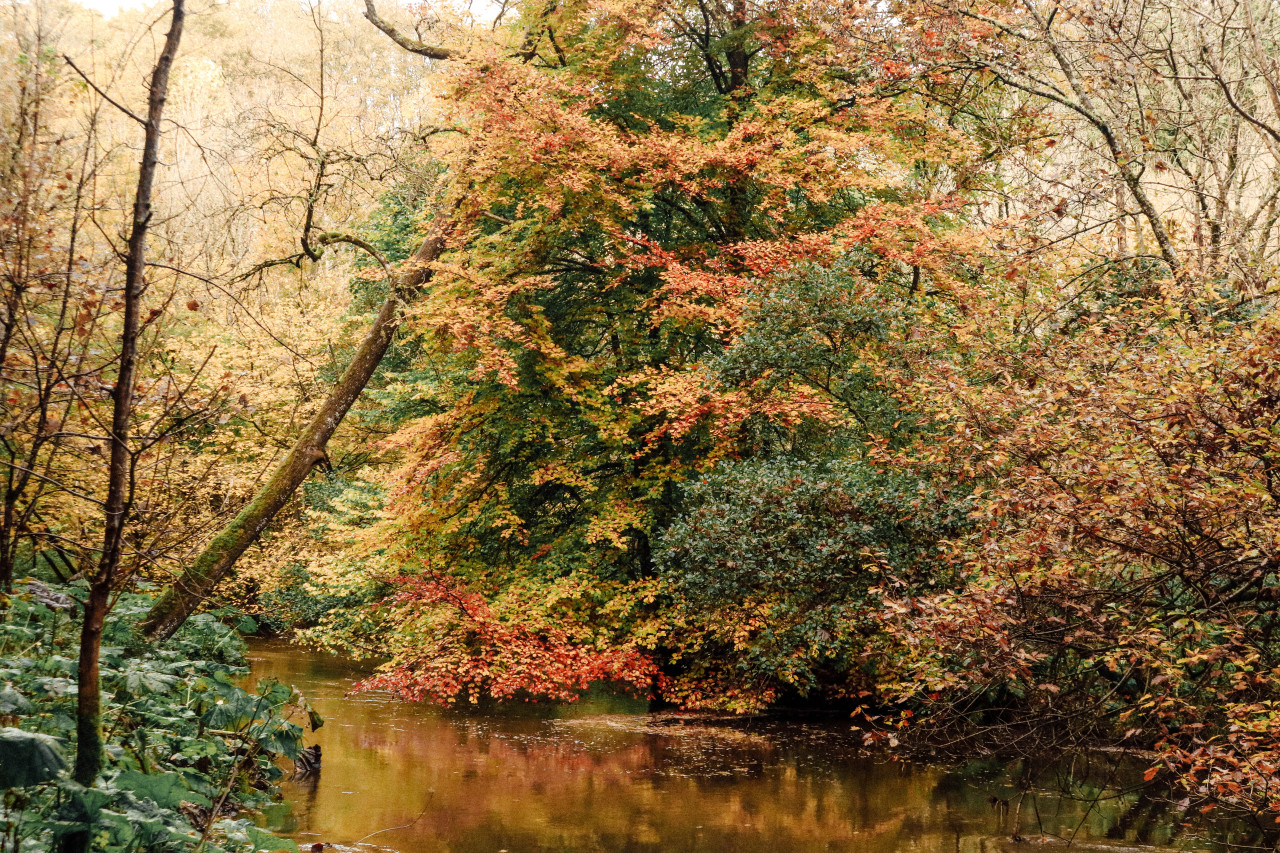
(247, 640, 1213, 853)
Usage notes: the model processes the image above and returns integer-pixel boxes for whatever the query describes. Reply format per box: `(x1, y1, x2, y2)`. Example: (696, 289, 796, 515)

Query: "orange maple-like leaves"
(356, 572, 659, 704)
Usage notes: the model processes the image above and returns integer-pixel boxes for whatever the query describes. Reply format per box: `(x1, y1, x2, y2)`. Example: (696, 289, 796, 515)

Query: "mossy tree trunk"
(141, 0, 465, 643)
(139, 221, 451, 642)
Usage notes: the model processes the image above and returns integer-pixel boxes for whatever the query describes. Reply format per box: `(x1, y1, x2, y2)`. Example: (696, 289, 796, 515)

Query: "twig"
(350, 804, 433, 846)
(145, 261, 314, 365)
(62, 55, 145, 125)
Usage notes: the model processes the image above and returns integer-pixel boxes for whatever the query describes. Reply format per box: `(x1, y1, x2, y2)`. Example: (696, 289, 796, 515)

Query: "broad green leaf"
(123, 668, 180, 697)
(0, 726, 66, 788)
(116, 769, 209, 809)
(0, 685, 32, 714)
(245, 823, 299, 852)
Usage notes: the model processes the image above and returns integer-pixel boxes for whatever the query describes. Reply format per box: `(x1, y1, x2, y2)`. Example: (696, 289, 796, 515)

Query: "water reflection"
(247, 640, 1208, 853)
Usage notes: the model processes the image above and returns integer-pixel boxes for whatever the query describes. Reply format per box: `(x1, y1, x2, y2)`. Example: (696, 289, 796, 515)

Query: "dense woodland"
(4, 0, 1280, 847)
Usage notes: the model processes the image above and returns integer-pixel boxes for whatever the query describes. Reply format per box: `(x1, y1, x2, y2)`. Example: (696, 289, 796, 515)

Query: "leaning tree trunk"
(70, 0, 184, 816)
(139, 217, 452, 642)
(142, 0, 482, 642)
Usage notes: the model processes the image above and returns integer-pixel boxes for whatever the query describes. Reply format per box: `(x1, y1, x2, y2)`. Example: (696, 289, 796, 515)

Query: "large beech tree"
(315, 0, 988, 709)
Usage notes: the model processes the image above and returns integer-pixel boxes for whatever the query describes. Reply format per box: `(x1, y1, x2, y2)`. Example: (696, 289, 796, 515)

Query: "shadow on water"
(247, 640, 1223, 853)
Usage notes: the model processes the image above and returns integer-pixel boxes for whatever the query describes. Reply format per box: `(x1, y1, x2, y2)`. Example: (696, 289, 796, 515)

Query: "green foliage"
(254, 563, 367, 633)
(656, 454, 962, 707)
(664, 457, 958, 604)
(0, 728, 65, 788)
(305, 0, 983, 710)
(0, 584, 313, 853)
(639, 258, 963, 708)
(712, 257, 929, 451)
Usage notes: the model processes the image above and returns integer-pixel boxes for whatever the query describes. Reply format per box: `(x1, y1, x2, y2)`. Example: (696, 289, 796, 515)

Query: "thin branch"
(62, 55, 145, 126)
(146, 262, 315, 365)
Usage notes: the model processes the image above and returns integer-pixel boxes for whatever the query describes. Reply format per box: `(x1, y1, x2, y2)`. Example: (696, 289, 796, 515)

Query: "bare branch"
(62, 55, 145, 126)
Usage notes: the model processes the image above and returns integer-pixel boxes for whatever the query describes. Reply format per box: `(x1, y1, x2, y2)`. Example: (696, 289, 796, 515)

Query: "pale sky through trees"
(74, 0, 500, 27)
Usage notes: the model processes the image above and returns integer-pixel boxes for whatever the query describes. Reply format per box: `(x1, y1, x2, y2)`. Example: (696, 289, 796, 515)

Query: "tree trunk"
(139, 217, 452, 642)
(70, 0, 184, 819)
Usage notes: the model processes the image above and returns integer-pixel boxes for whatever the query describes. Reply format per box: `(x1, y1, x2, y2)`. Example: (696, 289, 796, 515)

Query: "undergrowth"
(0, 582, 314, 852)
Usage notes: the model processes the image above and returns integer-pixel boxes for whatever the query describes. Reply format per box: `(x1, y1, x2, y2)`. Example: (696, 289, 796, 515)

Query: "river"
(247, 640, 1214, 853)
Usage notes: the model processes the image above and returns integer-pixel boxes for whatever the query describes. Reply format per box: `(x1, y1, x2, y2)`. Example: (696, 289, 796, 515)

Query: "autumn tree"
(0, 2, 212, 845)
(137, 0, 459, 641)
(813, 0, 1280, 822)
(300, 0, 991, 708)
(652, 260, 969, 709)
(0, 6, 101, 595)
